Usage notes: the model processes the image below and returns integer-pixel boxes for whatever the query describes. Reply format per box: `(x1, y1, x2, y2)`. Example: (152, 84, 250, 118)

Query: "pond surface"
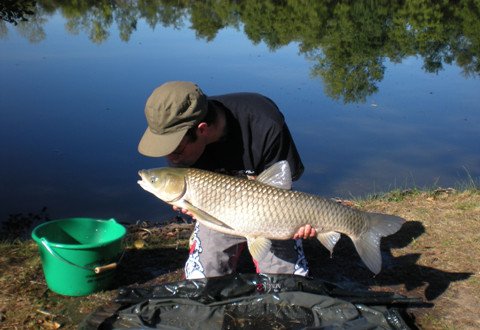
(1, 1, 479, 224)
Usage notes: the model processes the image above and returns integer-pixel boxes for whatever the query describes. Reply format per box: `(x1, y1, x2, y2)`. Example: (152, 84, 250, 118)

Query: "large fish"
(138, 161, 405, 274)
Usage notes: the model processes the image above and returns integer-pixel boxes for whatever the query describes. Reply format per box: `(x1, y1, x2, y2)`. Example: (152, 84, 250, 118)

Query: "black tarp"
(80, 274, 420, 329)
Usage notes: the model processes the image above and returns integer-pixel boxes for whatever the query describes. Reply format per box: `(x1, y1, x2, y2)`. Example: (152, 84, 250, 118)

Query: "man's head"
(138, 81, 208, 158)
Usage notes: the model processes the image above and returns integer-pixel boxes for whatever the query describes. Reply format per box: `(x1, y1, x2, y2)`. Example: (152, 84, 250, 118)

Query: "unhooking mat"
(80, 273, 420, 329)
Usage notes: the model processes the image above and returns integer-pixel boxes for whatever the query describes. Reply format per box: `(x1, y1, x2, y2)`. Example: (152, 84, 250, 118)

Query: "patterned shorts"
(185, 222, 309, 279)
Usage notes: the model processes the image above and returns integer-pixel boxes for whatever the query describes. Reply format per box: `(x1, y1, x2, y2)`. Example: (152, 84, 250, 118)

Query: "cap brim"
(138, 127, 188, 157)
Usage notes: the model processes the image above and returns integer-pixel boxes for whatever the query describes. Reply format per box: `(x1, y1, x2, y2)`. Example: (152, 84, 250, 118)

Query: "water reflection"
(2, 0, 479, 103)
(0, 1, 479, 224)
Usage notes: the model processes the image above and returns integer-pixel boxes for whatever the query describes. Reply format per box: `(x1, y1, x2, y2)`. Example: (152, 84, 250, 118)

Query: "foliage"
(0, 0, 36, 25)
(1, 0, 479, 102)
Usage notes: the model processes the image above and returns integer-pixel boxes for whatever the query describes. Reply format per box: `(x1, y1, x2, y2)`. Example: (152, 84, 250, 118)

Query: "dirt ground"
(0, 188, 478, 329)
(307, 189, 480, 329)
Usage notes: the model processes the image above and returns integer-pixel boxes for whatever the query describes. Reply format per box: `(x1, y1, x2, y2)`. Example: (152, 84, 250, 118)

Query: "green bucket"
(31, 218, 126, 296)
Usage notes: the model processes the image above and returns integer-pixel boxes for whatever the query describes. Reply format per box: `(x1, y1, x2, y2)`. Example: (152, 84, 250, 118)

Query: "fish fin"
(352, 213, 405, 274)
(246, 236, 272, 261)
(180, 200, 234, 230)
(256, 160, 292, 190)
(317, 231, 341, 257)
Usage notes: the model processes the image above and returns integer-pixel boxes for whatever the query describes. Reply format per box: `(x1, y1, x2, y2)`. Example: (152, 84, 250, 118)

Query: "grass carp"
(138, 161, 405, 274)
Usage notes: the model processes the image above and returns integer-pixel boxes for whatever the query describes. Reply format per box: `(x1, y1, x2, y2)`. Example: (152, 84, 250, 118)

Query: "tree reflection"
(1, 0, 479, 103)
(0, 0, 36, 25)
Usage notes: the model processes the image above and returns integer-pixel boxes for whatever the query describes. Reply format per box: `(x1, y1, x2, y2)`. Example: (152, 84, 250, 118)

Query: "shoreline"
(0, 188, 479, 329)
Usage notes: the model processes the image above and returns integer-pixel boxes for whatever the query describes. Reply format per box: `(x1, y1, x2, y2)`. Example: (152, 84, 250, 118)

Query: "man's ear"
(197, 122, 208, 135)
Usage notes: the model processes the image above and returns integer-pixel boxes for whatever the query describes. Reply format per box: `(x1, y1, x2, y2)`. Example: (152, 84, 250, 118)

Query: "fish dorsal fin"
(180, 200, 234, 230)
(246, 236, 272, 261)
(256, 160, 292, 190)
(317, 231, 341, 257)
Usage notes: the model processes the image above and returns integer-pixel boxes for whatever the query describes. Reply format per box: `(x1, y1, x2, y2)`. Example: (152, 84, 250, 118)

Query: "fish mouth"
(137, 169, 148, 182)
(137, 170, 150, 191)
(137, 177, 159, 199)
(137, 178, 148, 189)
(137, 172, 170, 202)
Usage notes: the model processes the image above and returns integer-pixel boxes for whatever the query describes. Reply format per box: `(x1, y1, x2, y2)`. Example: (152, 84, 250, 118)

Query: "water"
(1, 2, 479, 224)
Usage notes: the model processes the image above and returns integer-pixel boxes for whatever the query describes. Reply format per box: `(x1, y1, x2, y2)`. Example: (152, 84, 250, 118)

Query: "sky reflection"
(1, 10, 479, 223)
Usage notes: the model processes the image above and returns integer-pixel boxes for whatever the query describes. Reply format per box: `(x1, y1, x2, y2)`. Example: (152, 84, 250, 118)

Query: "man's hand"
(293, 224, 316, 239)
(173, 206, 195, 219)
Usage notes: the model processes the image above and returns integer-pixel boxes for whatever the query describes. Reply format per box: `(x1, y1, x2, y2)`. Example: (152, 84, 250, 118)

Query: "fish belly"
(185, 169, 366, 239)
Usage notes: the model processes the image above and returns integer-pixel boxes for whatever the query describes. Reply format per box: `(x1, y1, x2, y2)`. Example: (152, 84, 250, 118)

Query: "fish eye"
(149, 176, 158, 184)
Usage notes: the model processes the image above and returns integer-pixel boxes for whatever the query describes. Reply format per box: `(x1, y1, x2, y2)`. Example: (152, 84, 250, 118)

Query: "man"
(138, 81, 316, 279)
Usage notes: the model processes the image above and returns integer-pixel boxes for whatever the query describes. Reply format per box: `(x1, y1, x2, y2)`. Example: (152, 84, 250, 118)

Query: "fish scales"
(137, 161, 405, 274)
(185, 168, 368, 240)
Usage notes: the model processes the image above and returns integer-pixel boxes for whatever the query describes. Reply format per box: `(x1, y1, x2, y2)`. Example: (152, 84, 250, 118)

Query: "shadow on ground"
(115, 247, 190, 287)
(303, 220, 473, 301)
(114, 220, 472, 302)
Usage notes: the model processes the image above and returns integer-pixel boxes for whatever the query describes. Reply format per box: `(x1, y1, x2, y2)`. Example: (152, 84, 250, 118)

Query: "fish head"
(137, 167, 187, 203)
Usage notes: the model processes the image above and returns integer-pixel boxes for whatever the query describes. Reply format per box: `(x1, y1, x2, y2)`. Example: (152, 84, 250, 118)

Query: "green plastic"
(31, 218, 126, 296)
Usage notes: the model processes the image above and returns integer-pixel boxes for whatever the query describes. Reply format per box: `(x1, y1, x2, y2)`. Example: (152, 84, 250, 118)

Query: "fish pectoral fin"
(181, 200, 234, 230)
(256, 160, 292, 190)
(316, 232, 341, 257)
(246, 236, 272, 261)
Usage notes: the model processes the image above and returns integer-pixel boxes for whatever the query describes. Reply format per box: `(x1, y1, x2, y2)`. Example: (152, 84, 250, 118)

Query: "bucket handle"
(40, 238, 125, 274)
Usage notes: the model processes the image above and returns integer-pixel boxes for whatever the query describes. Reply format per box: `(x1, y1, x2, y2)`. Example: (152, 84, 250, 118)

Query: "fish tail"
(352, 213, 405, 274)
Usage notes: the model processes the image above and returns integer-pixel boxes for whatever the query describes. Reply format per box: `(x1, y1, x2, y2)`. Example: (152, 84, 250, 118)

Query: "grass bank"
(0, 188, 479, 329)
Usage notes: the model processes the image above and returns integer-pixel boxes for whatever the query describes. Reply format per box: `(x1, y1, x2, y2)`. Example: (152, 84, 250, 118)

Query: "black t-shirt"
(192, 93, 304, 181)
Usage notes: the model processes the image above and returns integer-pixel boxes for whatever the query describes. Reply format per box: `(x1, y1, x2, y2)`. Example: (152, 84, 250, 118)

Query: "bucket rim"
(31, 217, 126, 250)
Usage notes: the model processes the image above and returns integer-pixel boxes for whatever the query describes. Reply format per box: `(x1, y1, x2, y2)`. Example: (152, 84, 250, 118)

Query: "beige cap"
(138, 81, 207, 157)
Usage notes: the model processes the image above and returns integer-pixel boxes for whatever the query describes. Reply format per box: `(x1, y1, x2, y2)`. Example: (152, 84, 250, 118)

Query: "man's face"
(166, 135, 206, 167)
